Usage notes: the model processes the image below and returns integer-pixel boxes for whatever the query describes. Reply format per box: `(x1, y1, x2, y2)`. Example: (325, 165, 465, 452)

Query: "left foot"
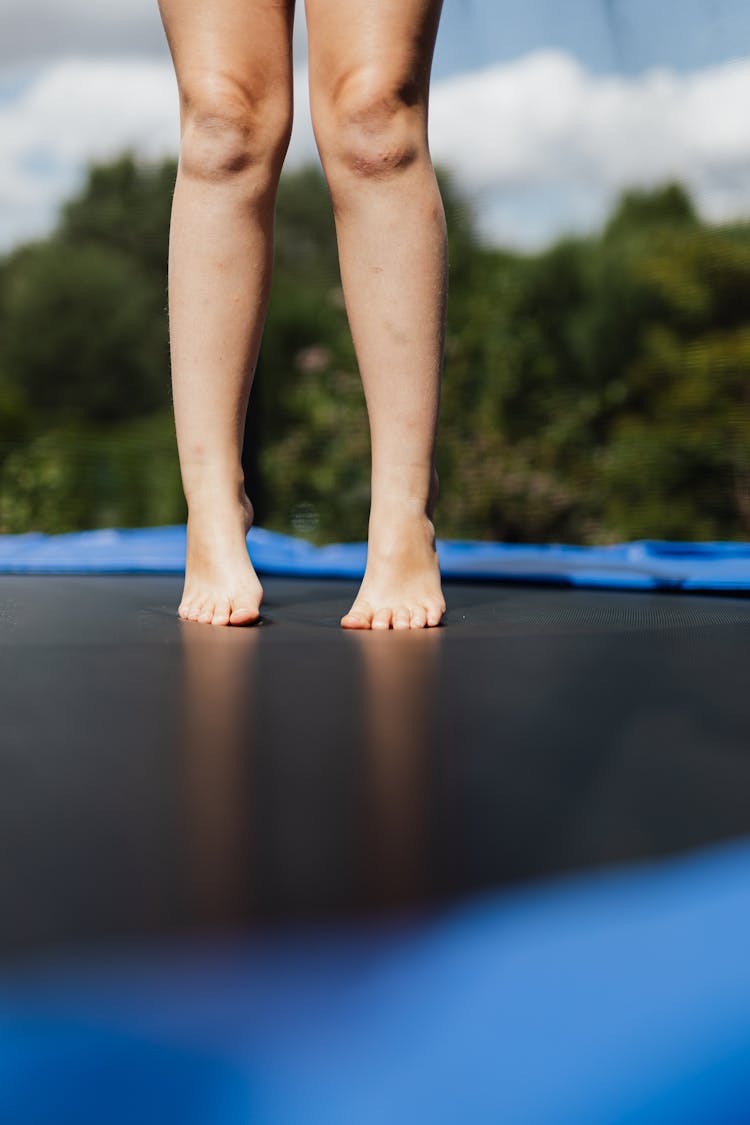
(341, 512, 446, 630)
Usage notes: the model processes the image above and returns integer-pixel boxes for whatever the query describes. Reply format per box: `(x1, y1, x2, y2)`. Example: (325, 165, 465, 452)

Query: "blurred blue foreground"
(2, 838, 750, 1125)
(2, 524, 750, 590)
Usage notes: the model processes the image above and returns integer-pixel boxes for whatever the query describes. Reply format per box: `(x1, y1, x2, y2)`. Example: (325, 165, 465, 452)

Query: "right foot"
(178, 493, 264, 626)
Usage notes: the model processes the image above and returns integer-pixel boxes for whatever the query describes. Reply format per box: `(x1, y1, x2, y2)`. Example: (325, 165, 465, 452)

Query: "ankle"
(368, 495, 436, 528)
(186, 491, 254, 531)
(184, 475, 251, 512)
(369, 467, 440, 522)
(367, 510, 437, 557)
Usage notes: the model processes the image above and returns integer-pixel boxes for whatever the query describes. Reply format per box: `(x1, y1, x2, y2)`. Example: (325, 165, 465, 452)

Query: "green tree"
(59, 151, 175, 283)
(2, 154, 750, 545)
(1, 238, 169, 424)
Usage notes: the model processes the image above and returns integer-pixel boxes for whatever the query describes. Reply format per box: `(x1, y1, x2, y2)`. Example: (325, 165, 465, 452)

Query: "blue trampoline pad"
(1, 524, 750, 590)
(2, 837, 750, 1125)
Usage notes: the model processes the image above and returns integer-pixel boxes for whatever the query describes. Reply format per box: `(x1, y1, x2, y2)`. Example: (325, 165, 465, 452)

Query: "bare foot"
(178, 493, 264, 626)
(341, 510, 446, 630)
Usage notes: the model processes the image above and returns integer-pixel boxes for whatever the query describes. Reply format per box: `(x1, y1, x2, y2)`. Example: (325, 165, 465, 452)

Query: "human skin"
(158, 0, 447, 629)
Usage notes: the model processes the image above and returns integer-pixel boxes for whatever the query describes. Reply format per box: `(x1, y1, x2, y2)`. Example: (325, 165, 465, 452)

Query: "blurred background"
(2, 0, 750, 546)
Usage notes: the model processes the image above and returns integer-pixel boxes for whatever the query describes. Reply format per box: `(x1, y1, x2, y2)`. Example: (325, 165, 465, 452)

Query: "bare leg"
(158, 0, 295, 625)
(306, 0, 447, 629)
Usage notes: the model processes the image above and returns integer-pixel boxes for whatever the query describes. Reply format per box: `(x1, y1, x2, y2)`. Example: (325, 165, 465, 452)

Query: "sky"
(2, 0, 750, 253)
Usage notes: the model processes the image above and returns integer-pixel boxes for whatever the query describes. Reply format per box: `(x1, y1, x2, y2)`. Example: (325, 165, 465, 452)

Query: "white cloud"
(2, 48, 750, 254)
(0, 58, 177, 248)
(429, 49, 750, 247)
(0, 57, 319, 251)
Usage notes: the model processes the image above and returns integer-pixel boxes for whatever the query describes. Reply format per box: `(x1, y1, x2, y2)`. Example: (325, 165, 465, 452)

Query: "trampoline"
(2, 525, 750, 1123)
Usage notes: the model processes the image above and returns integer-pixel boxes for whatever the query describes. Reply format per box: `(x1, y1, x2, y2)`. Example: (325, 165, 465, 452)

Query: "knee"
(313, 68, 426, 185)
(178, 73, 292, 187)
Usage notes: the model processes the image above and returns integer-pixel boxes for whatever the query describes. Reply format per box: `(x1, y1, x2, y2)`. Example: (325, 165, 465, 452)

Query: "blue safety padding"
(1, 524, 750, 590)
(2, 837, 750, 1125)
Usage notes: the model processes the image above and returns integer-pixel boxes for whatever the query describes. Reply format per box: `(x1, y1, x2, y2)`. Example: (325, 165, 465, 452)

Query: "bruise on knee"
(318, 71, 426, 181)
(178, 77, 291, 184)
(347, 139, 418, 179)
(180, 110, 257, 181)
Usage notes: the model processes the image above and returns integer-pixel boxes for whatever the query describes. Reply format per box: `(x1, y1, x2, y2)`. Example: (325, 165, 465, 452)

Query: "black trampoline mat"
(2, 574, 750, 957)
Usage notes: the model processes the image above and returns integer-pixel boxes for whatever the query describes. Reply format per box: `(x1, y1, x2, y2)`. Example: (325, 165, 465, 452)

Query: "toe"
(178, 601, 191, 621)
(341, 601, 373, 629)
(410, 605, 427, 629)
(211, 599, 231, 626)
(229, 604, 260, 625)
(425, 601, 445, 627)
(372, 607, 392, 630)
(228, 584, 262, 625)
(341, 612, 367, 629)
(197, 601, 215, 624)
(394, 605, 411, 630)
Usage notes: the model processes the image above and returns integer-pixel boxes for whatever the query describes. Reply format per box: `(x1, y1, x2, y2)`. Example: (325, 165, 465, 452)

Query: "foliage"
(1, 238, 169, 424)
(0, 412, 183, 534)
(1, 157, 749, 544)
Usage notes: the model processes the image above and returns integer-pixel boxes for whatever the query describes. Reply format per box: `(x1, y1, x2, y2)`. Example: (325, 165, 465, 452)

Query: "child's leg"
(305, 0, 447, 629)
(158, 0, 295, 625)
